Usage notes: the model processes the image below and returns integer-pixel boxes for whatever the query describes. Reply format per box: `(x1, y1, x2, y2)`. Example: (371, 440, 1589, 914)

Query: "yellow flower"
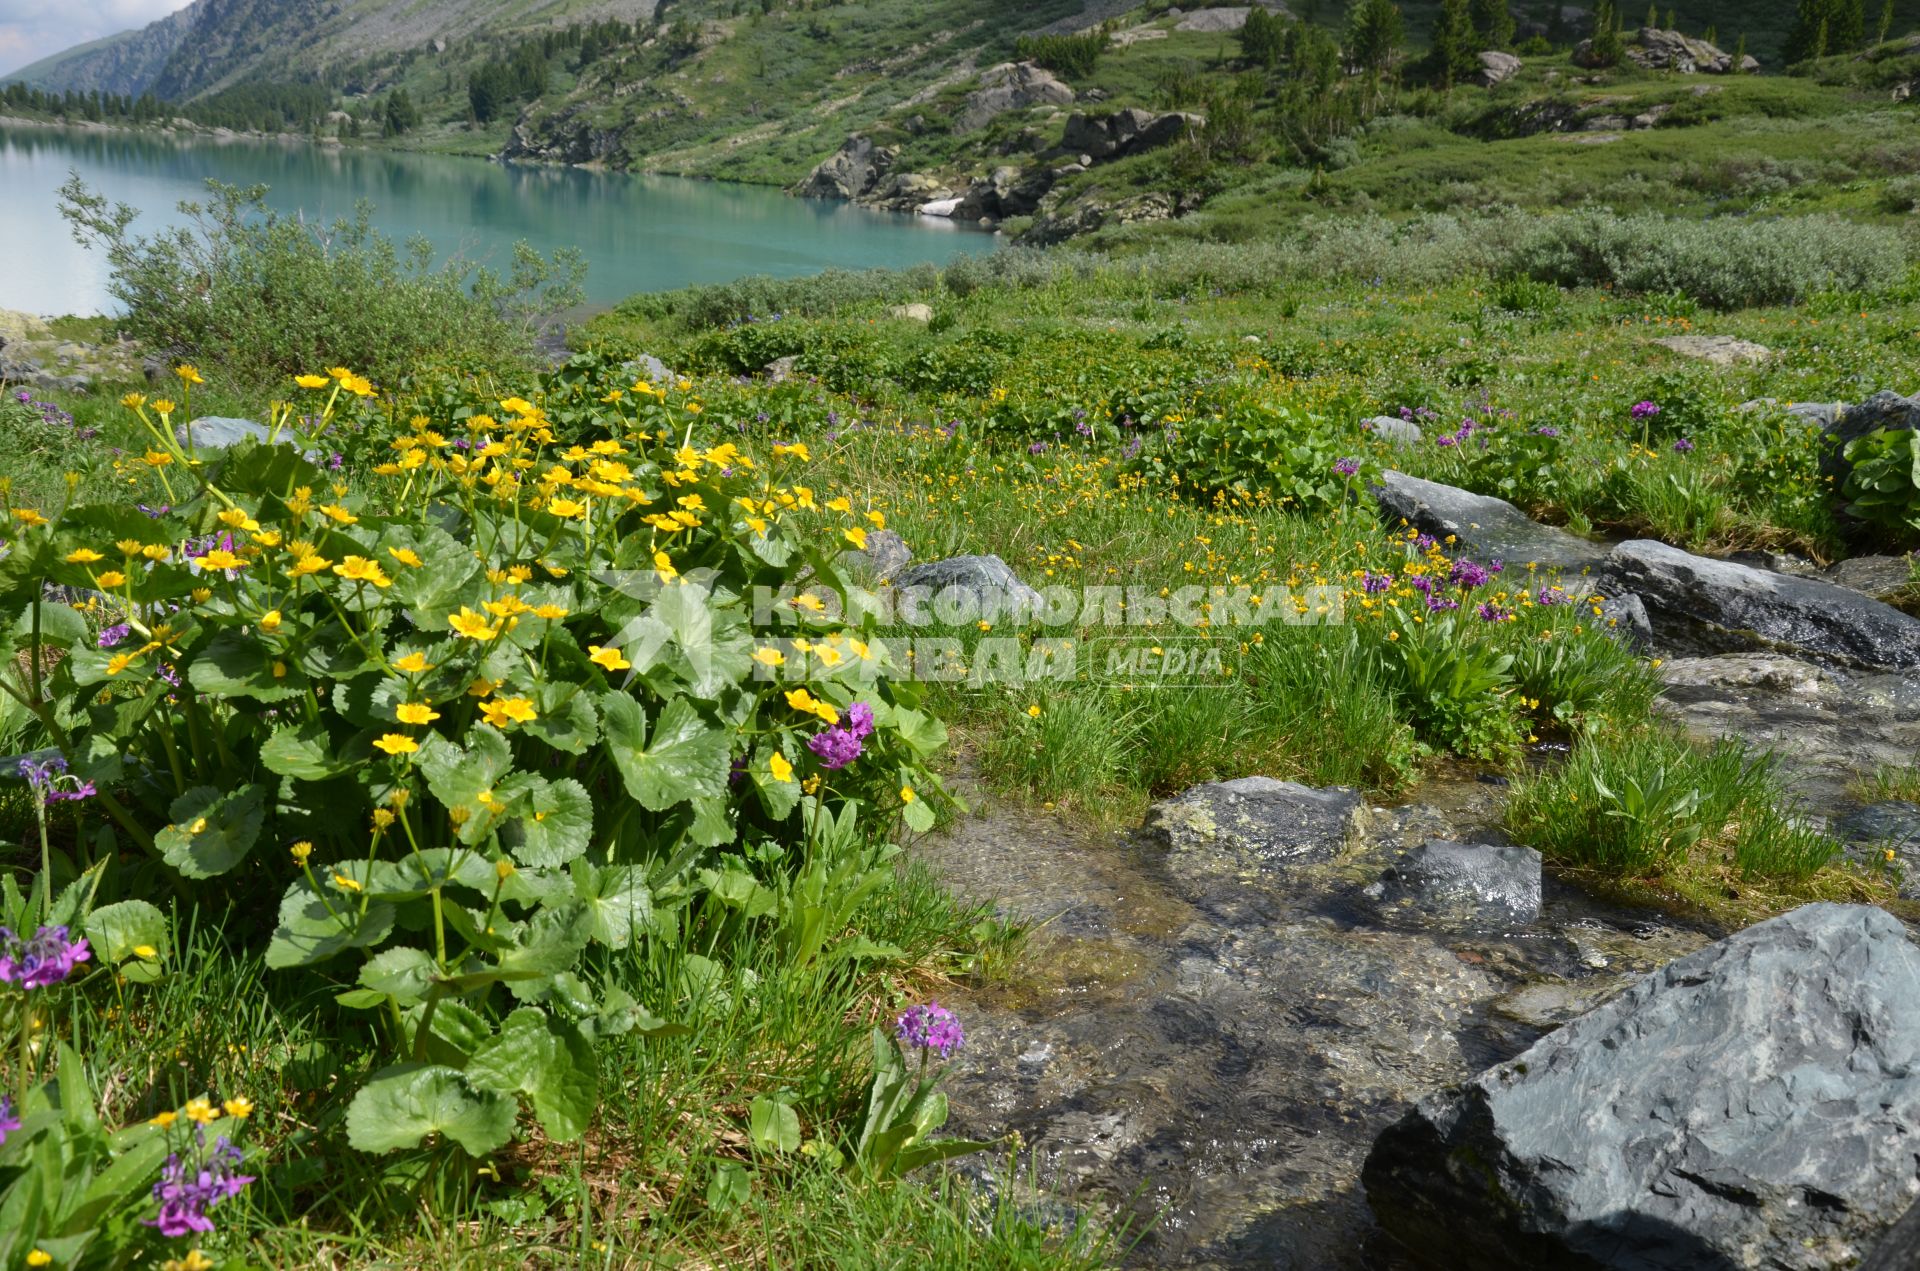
(217, 508, 260, 531)
(331, 872, 363, 893)
(1027, 704, 1042, 718)
(900, 786, 916, 804)
(372, 808, 395, 829)
(753, 646, 785, 667)
(11, 508, 48, 526)
(174, 364, 205, 385)
(843, 527, 869, 551)
(150, 1110, 178, 1128)
(164, 1251, 216, 1271)
(448, 607, 502, 641)
(533, 604, 569, 620)
(333, 556, 393, 588)
(291, 840, 313, 862)
(769, 751, 795, 783)
(191, 587, 212, 604)
(195, 549, 243, 571)
(392, 652, 434, 674)
(654, 551, 678, 581)
(866, 510, 886, 529)
(494, 697, 538, 723)
(27, 1250, 51, 1267)
(287, 554, 331, 579)
(373, 733, 420, 756)
(588, 645, 631, 672)
(773, 442, 811, 461)
(499, 397, 535, 415)
(121, 392, 147, 409)
(222, 1096, 254, 1120)
(96, 571, 128, 589)
(295, 373, 331, 389)
(183, 1097, 219, 1125)
(468, 676, 499, 697)
(151, 399, 176, 415)
(784, 688, 839, 726)
(395, 703, 440, 725)
(65, 548, 103, 563)
(827, 496, 852, 513)
(134, 944, 158, 959)
(105, 652, 138, 677)
(388, 547, 424, 568)
(258, 609, 282, 632)
(319, 504, 358, 525)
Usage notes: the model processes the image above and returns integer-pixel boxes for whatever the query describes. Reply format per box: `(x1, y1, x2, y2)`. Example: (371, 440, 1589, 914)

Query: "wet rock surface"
(917, 776, 1715, 1266)
(1142, 777, 1366, 877)
(1361, 840, 1542, 933)
(1363, 903, 1920, 1271)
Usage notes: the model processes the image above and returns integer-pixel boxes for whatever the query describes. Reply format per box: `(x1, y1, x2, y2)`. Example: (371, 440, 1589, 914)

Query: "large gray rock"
(893, 554, 1043, 623)
(1144, 777, 1366, 876)
(1863, 1197, 1920, 1271)
(1059, 108, 1200, 161)
(1362, 415, 1423, 445)
(1602, 538, 1920, 671)
(177, 416, 271, 448)
(795, 134, 896, 200)
(955, 62, 1075, 135)
(841, 528, 913, 581)
(1372, 472, 1609, 572)
(1652, 333, 1771, 365)
(1362, 840, 1542, 933)
(1826, 388, 1920, 458)
(1475, 50, 1522, 86)
(1363, 903, 1920, 1270)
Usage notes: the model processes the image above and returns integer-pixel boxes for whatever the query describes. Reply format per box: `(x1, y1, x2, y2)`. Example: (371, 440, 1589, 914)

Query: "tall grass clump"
(58, 176, 584, 386)
(1504, 728, 1840, 882)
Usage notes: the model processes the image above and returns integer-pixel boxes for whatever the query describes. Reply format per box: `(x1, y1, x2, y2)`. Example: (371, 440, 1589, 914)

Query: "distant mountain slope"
(6, 0, 658, 100)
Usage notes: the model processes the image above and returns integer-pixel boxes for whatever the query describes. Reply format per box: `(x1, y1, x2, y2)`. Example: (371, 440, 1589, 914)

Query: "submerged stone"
(1143, 777, 1366, 877)
(1361, 839, 1542, 933)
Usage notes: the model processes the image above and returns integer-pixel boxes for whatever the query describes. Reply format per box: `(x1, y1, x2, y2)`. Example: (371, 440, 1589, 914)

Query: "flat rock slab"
(1827, 555, 1919, 600)
(1362, 839, 1542, 932)
(1604, 538, 1920, 671)
(1373, 472, 1609, 573)
(1652, 333, 1772, 365)
(1363, 902, 1920, 1271)
(1144, 777, 1366, 879)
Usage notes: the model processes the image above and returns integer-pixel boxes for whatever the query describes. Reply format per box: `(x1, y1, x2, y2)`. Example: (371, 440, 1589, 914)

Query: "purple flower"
(0, 924, 91, 989)
(1672, 437, 1695, 453)
(19, 754, 94, 803)
(97, 622, 132, 649)
(1631, 400, 1661, 421)
(895, 1002, 965, 1059)
(805, 726, 863, 770)
(1413, 534, 1438, 553)
(1533, 425, 1561, 437)
(1333, 457, 1360, 477)
(847, 702, 875, 740)
(1536, 585, 1569, 605)
(1436, 434, 1458, 448)
(1426, 594, 1461, 612)
(1121, 436, 1144, 460)
(146, 1134, 253, 1239)
(0, 1096, 18, 1147)
(1361, 572, 1395, 595)
(1449, 559, 1490, 589)
(1476, 601, 1514, 622)
(1489, 559, 1504, 574)
(1409, 575, 1434, 596)
(1028, 441, 1048, 455)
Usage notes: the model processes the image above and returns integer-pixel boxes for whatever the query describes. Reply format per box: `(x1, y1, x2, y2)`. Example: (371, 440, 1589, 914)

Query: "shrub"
(0, 369, 949, 1157)
(1011, 32, 1104, 79)
(58, 178, 584, 387)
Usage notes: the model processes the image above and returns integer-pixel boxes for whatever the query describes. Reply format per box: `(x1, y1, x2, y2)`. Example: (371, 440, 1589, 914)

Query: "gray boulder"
(178, 416, 271, 448)
(1825, 555, 1917, 601)
(622, 353, 672, 385)
(1060, 108, 1201, 161)
(1363, 902, 1920, 1270)
(842, 528, 913, 581)
(1361, 415, 1424, 445)
(894, 554, 1043, 623)
(1826, 388, 1920, 458)
(1372, 471, 1609, 572)
(1652, 333, 1772, 365)
(1144, 777, 1366, 876)
(1475, 50, 1522, 86)
(796, 134, 896, 200)
(1601, 538, 1920, 671)
(1362, 840, 1542, 932)
(955, 62, 1075, 135)
(1864, 1197, 1920, 1271)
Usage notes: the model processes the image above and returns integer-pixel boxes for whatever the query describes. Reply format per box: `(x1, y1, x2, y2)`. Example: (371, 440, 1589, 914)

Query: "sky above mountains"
(0, 0, 191, 77)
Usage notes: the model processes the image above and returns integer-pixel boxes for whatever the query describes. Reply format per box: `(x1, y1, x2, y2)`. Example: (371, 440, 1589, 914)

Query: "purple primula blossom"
(805, 727, 863, 770)
(846, 702, 875, 740)
(1361, 572, 1395, 595)
(1413, 535, 1438, 553)
(895, 1002, 965, 1059)
(1536, 585, 1569, 605)
(1631, 400, 1661, 421)
(1533, 425, 1561, 437)
(1449, 559, 1490, 589)
(0, 924, 91, 989)
(1028, 441, 1048, 455)
(1426, 594, 1461, 612)
(1436, 434, 1458, 448)
(1333, 457, 1360, 477)
(1672, 437, 1695, 453)
(0, 1096, 19, 1147)
(1477, 601, 1515, 622)
(19, 754, 94, 803)
(146, 1133, 253, 1239)
(97, 623, 132, 649)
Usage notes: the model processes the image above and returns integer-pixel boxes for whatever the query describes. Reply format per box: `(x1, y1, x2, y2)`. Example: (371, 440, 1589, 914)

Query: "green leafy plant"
(1842, 427, 1920, 539)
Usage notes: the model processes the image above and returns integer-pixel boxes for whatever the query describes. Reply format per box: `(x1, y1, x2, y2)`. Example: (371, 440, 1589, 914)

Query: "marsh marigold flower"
(373, 734, 419, 756)
(394, 703, 439, 725)
(588, 646, 631, 672)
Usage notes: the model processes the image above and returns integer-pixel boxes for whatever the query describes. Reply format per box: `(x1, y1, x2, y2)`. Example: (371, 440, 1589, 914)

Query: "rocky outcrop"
(1021, 190, 1181, 246)
(863, 171, 952, 212)
(1363, 903, 1920, 1270)
(1822, 388, 1920, 459)
(795, 134, 898, 200)
(1059, 108, 1202, 160)
(1174, 7, 1257, 31)
(1371, 472, 1610, 572)
(1601, 538, 1920, 671)
(1574, 26, 1759, 73)
(954, 62, 1074, 135)
(1144, 778, 1366, 876)
(1475, 50, 1522, 86)
(1361, 840, 1542, 933)
(1652, 333, 1772, 365)
(500, 110, 625, 165)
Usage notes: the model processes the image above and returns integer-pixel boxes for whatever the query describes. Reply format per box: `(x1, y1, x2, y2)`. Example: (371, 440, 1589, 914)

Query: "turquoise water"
(0, 123, 993, 315)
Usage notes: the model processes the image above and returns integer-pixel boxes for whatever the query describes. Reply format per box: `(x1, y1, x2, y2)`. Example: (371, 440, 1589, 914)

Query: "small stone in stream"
(1361, 839, 1542, 933)
(1144, 777, 1366, 876)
